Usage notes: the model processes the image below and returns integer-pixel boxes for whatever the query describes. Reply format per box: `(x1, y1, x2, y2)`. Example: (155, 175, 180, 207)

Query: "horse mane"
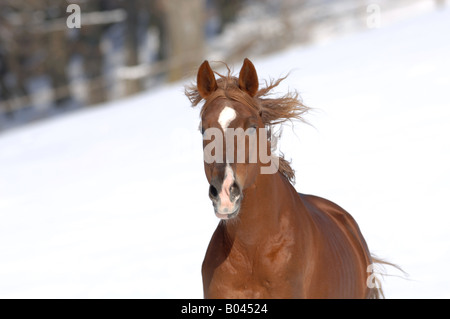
(185, 63, 309, 184)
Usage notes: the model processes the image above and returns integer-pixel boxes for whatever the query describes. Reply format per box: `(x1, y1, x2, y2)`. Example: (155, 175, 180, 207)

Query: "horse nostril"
(209, 184, 219, 199)
(229, 182, 241, 202)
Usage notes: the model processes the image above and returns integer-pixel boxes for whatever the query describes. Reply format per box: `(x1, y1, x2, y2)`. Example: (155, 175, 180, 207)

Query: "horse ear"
(238, 58, 259, 97)
(197, 60, 218, 99)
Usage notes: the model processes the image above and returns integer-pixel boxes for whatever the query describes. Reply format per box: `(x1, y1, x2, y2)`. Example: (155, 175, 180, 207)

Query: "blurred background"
(0, 0, 444, 131)
(1, 0, 449, 299)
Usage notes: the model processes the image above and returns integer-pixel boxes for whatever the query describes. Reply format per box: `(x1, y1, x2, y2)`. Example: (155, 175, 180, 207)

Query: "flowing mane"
(185, 63, 309, 184)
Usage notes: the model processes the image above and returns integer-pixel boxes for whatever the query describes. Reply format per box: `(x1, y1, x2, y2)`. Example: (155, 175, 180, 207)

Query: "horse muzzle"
(208, 171, 242, 220)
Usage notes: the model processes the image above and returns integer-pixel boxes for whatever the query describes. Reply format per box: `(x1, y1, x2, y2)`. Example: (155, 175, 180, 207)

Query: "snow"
(1, 7, 450, 298)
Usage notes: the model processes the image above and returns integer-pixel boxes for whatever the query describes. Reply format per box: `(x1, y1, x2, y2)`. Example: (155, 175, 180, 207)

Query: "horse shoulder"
(202, 223, 256, 298)
(202, 223, 230, 296)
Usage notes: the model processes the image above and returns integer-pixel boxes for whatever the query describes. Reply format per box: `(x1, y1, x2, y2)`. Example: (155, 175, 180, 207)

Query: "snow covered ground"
(1, 6, 449, 298)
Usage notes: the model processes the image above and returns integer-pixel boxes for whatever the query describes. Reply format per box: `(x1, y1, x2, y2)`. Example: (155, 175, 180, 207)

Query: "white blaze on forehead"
(218, 106, 236, 130)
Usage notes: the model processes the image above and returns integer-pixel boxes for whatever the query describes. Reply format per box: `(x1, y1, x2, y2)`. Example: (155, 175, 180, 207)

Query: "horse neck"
(223, 171, 296, 247)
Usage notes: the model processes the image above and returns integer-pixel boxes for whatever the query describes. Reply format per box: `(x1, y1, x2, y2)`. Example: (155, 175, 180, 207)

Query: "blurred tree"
(0, 1, 33, 115)
(0, 0, 233, 125)
(212, 0, 241, 34)
(0, 7, 14, 115)
(148, 0, 168, 64)
(163, 0, 205, 81)
(76, 0, 107, 105)
(123, 0, 143, 95)
(435, 0, 446, 9)
(43, 1, 72, 108)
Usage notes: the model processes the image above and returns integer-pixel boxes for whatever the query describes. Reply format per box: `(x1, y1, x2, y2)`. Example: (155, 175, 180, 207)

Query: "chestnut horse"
(186, 58, 383, 298)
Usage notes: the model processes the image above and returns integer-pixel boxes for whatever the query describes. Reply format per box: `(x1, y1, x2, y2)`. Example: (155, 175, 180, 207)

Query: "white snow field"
(1, 7, 450, 298)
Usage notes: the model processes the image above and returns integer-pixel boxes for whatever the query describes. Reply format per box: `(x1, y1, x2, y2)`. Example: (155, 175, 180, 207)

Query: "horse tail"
(367, 255, 406, 299)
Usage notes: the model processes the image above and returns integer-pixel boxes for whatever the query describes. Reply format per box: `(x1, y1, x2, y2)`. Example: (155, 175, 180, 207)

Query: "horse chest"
(203, 240, 301, 298)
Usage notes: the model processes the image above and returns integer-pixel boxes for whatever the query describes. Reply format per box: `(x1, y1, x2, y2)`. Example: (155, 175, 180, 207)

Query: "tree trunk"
(124, 1, 143, 96)
(164, 0, 205, 82)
